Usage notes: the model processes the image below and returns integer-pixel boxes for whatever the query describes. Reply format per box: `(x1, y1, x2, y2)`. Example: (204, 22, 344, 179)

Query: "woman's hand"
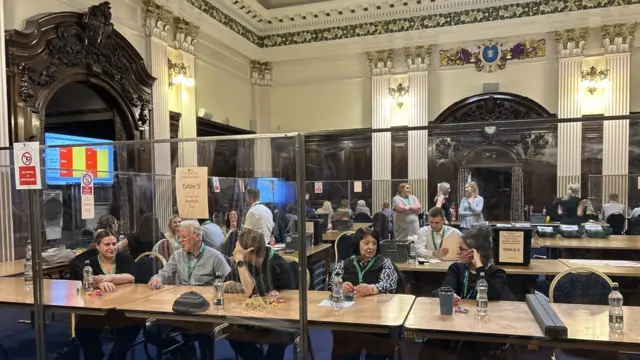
(342, 282, 355, 293)
(472, 249, 483, 268)
(454, 295, 461, 305)
(99, 282, 117, 293)
(467, 198, 473, 204)
(92, 275, 113, 286)
(354, 284, 377, 296)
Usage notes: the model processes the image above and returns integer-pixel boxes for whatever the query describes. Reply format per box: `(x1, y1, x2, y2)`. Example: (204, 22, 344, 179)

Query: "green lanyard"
(462, 270, 470, 299)
(186, 243, 205, 282)
(353, 256, 377, 283)
(431, 228, 447, 250)
(98, 255, 116, 275)
(405, 196, 413, 205)
(268, 247, 275, 260)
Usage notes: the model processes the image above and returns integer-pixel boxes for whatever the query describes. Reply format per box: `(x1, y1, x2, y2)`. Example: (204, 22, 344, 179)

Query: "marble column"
(602, 23, 635, 208)
(555, 28, 587, 197)
(369, 50, 393, 212)
(0, 0, 13, 261)
(406, 46, 431, 206)
(174, 18, 199, 167)
(251, 61, 273, 177)
(144, 0, 173, 226)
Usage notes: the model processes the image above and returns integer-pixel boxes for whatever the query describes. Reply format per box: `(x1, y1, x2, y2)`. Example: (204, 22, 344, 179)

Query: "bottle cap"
(612, 282, 620, 290)
(479, 272, 486, 277)
(84, 260, 91, 265)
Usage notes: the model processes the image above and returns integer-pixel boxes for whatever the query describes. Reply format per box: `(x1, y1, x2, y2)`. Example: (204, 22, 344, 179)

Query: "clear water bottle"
(476, 272, 489, 316)
(213, 272, 224, 312)
(24, 240, 33, 289)
(82, 261, 93, 294)
(332, 276, 344, 310)
(542, 206, 547, 216)
(609, 282, 624, 332)
(408, 240, 417, 264)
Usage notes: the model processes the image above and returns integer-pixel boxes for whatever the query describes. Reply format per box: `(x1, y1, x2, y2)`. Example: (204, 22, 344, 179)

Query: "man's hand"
(454, 295, 461, 304)
(354, 284, 377, 296)
(437, 248, 449, 259)
(268, 290, 280, 298)
(342, 281, 355, 293)
(223, 281, 243, 293)
(99, 282, 117, 293)
(148, 277, 162, 290)
(233, 242, 254, 263)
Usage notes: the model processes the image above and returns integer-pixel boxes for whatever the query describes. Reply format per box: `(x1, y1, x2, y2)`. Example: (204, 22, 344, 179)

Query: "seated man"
(148, 220, 231, 360)
(226, 229, 296, 360)
(416, 207, 462, 260)
(603, 193, 625, 219)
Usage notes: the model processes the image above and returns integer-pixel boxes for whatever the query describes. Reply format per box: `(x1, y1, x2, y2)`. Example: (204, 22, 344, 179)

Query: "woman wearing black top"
(127, 213, 166, 259)
(434, 182, 452, 224)
(330, 227, 398, 360)
(75, 230, 140, 360)
(557, 183, 583, 226)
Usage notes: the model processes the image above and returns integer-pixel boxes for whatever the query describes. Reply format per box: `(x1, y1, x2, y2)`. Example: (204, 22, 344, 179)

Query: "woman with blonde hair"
(434, 182, 452, 224)
(316, 201, 334, 230)
(152, 215, 182, 260)
(557, 183, 583, 225)
(459, 182, 484, 230)
(392, 183, 422, 240)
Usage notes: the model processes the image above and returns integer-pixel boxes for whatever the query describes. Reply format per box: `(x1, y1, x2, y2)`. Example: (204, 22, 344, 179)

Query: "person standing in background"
(305, 193, 315, 214)
(557, 183, 583, 226)
(603, 193, 625, 219)
(459, 182, 484, 230)
(433, 182, 452, 224)
(243, 188, 275, 245)
(199, 217, 226, 252)
(392, 183, 422, 240)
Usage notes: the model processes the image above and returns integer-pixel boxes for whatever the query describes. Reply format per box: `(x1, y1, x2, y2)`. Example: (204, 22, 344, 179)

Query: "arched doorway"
(430, 92, 555, 222)
(6, 2, 155, 234)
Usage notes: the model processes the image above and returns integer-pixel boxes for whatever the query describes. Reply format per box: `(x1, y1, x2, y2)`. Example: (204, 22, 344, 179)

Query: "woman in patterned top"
(330, 227, 398, 360)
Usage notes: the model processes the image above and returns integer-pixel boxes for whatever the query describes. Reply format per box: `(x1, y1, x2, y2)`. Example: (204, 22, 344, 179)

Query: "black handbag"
(172, 291, 210, 314)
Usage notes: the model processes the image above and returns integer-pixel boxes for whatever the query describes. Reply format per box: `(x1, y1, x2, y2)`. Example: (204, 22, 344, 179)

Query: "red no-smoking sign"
(14, 142, 41, 190)
(81, 173, 93, 196)
(21, 152, 32, 166)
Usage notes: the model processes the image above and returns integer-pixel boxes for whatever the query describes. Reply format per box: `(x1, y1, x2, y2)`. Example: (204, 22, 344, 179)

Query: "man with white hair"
(149, 220, 231, 287)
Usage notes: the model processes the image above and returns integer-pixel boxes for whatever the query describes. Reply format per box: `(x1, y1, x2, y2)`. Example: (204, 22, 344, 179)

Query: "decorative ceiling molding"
(183, 0, 640, 48)
(405, 45, 431, 72)
(555, 28, 588, 58)
(144, 0, 174, 41)
(601, 22, 637, 53)
(368, 49, 393, 76)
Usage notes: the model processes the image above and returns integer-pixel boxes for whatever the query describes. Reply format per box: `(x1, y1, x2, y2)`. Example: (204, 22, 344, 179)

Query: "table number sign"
(176, 167, 209, 219)
(498, 231, 524, 263)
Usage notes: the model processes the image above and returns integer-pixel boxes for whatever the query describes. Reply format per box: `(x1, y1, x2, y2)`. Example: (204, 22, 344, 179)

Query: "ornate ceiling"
(256, 0, 333, 9)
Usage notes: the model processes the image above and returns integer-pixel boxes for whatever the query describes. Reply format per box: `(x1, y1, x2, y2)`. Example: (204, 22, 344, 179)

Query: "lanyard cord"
(186, 243, 205, 281)
(431, 228, 447, 250)
(98, 255, 116, 275)
(353, 256, 377, 283)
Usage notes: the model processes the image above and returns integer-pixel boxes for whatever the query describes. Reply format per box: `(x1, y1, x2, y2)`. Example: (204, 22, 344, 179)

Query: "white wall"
(4, 0, 147, 61)
(270, 54, 372, 132)
(194, 32, 252, 130)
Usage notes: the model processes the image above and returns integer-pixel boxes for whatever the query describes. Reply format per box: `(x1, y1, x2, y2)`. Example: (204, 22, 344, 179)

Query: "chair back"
(134, 252, 166, 284)
(391, 261, 405, 294)
(223, 230, 238, 257)
(281, 255, 310, 290)
(628, 215, 640, 235)
(606, 213, 626, 235)
(354, 212, 373, 223)
(371, 212, 389, 241)
(549, 267, 613, 305)
(334, 231, 355, 263)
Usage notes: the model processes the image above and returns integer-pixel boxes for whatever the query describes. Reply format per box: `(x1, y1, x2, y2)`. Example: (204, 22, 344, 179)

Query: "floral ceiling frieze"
(440, 39, 546, 72)
(184, 0, 640, 48)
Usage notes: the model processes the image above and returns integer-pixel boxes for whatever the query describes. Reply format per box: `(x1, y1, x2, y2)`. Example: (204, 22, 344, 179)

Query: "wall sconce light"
(168, 59, 194, 87)
(388, 83, 409, 108)
(581, 66, 609, 95)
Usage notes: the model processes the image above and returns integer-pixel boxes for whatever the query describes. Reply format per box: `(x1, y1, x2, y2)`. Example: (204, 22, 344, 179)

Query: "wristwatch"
(236, 260, 245, 268)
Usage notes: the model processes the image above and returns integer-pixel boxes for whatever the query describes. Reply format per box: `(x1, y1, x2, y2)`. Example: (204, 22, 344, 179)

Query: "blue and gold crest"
(439, 39, 546, 73)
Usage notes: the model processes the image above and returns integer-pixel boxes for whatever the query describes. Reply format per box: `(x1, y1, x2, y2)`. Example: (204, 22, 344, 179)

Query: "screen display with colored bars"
(44, 133, 114, 185)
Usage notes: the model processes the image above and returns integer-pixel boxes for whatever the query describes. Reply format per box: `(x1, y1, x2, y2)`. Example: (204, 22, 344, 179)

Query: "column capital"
(555, 28, 588, 58)
(405, 45, 431, 72)
(174, 17, 199, 54)
(601, 23, 636, 54)
(143, 0, 173, 42)
(368, 50, 394, 76)
(250, 61, 272, 86)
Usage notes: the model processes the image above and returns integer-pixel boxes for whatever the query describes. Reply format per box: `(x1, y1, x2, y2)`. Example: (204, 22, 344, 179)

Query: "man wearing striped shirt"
(416, 207, 462, 259)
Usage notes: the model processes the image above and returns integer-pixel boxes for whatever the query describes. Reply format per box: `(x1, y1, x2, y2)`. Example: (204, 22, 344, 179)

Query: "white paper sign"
(560, 225, 579, 231)
(353, 181, 362, 193)
(537, 226, 554, 233)
(314, 182, 323, 194)
(515, 223, 531, 228)
(81, 172, 94, 219)
(496, 224, 512, 228)
(14, 142, 41, 190)
(212, 177, 221, 193)
(584, 224, 603, 231)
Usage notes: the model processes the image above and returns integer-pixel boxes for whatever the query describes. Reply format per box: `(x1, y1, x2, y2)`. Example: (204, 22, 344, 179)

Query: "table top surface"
(278, 243, 332, 259)
(395, 259, 569, 275)
(323, 223, 371, 241)
(118, 289, 415, 328)
(552, 303, 640, 345)
(558, 259, 640, 277)
(536, 235, 640, 249)
(0, 277, 174, 310)
(404, 298, 544, 338)
(0, 259, 66, 277)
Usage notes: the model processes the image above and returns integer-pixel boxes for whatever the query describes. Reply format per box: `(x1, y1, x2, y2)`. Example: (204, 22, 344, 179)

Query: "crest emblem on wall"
(479, 40, 503, 72)
(439, 38, 546, 73)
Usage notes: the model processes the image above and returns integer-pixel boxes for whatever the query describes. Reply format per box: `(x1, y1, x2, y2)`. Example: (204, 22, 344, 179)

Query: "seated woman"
(75, 230, 139, 360)
(152, 214, 181, 260)
(330, 227, 398, 360)
(420, 225, 513, 360)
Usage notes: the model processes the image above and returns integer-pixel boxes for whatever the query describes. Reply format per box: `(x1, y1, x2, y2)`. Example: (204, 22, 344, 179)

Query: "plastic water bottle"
(542, 207, 547, 216)
(24, 240, 33, 289)
(82, 261, 93, 294)
(213, 272, 224, 312)
(332, 276, 344, 310)
(408, 240, 417, 264)
(476, 272, 489, 316)
(609, 282, 624, 332)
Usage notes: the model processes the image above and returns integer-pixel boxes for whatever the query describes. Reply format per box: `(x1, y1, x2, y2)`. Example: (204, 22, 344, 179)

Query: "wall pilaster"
(251, 61, 273, 177)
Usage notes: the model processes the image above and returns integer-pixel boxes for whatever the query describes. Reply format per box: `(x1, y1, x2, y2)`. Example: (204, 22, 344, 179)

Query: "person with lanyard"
(419, 225, 513, 360)
(244, 187, 275, 245)
(148, 220, 231, 360)
(416, 207, 462, 260)
(224, 229, 296, 360)
(330, 227, 399, 360)
(199, 216, 226, 252)
(74, 230, 139, 360)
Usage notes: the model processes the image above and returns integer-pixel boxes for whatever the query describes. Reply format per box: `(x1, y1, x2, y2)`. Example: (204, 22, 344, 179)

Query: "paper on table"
(440, 235, 461, 261)
(318, 299, 355, 308)
(417, 258, 441, 263)
(569, 259, 640, 267)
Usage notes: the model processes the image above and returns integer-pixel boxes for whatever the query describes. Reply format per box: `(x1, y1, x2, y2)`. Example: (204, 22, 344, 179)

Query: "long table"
(118, 289, 415, 334)
(396, 259, 570, 276)
(277, 243, 332, 260)
(535, 235, 640, 250)
(559, 259, 640, 277)
(0, 259, 67, 278)
(405, 298, 640, 352)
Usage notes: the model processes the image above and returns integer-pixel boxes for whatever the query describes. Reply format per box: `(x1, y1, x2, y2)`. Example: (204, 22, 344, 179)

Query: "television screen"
(44, 133, 114, 185)
(248, 177, 295, 206)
